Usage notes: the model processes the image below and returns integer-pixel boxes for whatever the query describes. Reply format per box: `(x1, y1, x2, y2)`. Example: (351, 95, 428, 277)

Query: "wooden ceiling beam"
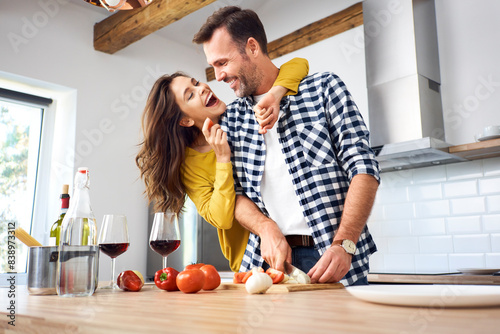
(205, 2, 363, 81)
(94, 0, 217, 54)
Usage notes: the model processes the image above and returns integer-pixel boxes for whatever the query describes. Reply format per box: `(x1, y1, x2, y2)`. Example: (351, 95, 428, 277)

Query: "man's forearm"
(234, 195, 282, 237)
(333, 174, 379, 243)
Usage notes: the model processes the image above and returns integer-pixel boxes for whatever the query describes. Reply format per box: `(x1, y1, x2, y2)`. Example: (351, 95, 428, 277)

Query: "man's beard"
(234, 60, 262, 98)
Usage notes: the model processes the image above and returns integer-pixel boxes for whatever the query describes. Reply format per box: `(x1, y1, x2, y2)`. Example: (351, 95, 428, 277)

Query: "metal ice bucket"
(27, 246, 58, 295)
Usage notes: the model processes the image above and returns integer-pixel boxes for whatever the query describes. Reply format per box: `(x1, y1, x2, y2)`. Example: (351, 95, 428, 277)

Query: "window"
(0, 74, 76, 286)
(0, 88, 52, 274)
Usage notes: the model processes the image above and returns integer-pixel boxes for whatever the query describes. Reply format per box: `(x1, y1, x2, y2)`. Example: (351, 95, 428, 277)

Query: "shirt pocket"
(296, 122, 337, 168)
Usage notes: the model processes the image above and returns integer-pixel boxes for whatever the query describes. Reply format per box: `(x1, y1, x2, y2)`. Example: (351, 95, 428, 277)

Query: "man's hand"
(202, 118, 230, 163)
(234, 195, 291, 272)
(258, 223, 292, 273)
(307, 245, 352, 283)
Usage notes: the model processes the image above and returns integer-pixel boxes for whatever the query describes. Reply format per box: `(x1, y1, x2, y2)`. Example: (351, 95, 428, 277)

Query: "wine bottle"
(56, 167, 99, 297)
(49, 184, 70, 246)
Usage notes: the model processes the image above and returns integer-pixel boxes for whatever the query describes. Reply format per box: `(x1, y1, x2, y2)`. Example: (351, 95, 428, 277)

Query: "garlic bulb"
(245, 272, 273, 294)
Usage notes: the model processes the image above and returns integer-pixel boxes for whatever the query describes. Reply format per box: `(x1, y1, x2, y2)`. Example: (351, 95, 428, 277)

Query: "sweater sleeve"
(183, 160, 236, 230)
(273, 57, 309, 95)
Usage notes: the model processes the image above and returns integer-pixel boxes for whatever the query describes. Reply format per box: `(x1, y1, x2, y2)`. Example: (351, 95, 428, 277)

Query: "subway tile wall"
(367, 157, 500, 274)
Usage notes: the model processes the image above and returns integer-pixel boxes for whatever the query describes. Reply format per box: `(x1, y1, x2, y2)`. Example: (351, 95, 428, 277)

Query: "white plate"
(476, 134, 500, 141)
(458, 268, 500, 275)
(475, 125, 500, 141)
(346, 284, 500, 308)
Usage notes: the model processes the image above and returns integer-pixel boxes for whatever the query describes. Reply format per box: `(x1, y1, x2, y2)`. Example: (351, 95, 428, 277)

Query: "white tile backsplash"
(446, 160, 483, 180)
(384, 254, 415, 273)
(485, 253, 500, 268)
(415, 200, 450, 218)
(415, 254, 449, 273)
(449, 254, 485, 271)
(443, 180, 477, 198)
(387, 237, 419, 254)
(368, 158, 500, 274)
(483, 214, 500, 232)
(453, 234, 491, 253)
(418, 236, 454, 254)
(450, 197, 486, 215)
(492, 234, 500, 252)
(486, 195, 500, 213)
(376, 186, 409, 204)
(446, 216, 481, 234)
(381, 220, 411, 237)
(383, 202, 415, 220)
(409, 183, 443, 201)
(368, 253, 384, 272)
(413, 165, 446, 184)
(483, 157, 500, 176)
(479, 177, 500, 195)
(411, 218, 446, 236)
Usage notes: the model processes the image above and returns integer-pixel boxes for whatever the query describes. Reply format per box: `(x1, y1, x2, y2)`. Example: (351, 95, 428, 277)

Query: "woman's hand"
(202, 118, 231, 163)
(253, 86, 288, 134)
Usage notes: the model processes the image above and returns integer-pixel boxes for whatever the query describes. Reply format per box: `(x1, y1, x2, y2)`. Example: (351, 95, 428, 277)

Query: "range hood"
(363, 0, 466, 172)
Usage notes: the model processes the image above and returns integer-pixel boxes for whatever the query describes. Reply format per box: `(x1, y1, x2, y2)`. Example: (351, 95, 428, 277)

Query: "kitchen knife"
(284, 262, 311, 284)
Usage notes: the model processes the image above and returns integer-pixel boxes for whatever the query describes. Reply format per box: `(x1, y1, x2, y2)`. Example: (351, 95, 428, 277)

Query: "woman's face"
(171, 76, 226, 129)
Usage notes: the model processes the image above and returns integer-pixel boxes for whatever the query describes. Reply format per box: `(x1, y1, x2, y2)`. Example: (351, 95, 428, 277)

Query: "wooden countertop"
(3, 283, 500, 333)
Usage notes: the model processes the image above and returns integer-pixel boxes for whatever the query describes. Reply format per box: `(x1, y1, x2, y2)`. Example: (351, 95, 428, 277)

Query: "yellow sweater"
(182, 149, 247, 272)
(181, 57, 309, 272)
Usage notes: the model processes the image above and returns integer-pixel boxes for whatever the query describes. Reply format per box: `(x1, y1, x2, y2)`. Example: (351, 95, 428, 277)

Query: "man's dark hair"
(193, 6, 268, 55)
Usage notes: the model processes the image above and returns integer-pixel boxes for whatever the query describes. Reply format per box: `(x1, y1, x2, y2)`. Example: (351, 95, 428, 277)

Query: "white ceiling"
(74, 0, 268, 48)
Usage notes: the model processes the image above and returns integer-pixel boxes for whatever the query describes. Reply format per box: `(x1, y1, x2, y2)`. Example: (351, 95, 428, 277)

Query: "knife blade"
(284, 262, 311, 284)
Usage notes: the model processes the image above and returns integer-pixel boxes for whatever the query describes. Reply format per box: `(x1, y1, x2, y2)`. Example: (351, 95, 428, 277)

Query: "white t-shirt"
(254, 94, 310, 236)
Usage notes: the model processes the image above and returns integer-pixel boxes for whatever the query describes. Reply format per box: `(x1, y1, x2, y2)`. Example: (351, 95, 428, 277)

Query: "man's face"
(203, 27, 262, 97)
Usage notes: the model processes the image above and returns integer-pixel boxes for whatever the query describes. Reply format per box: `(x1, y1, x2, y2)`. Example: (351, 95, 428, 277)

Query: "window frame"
(0, 73, 76, 285)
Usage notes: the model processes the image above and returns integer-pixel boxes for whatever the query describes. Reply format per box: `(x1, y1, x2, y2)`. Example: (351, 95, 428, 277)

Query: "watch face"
(342, 240, 356, 254)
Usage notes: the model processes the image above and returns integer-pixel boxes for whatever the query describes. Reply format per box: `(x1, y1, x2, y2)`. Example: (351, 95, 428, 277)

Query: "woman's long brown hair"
(136, 72, 201, 214)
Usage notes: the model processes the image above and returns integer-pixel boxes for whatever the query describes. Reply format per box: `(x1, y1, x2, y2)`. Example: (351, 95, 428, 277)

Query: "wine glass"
(98, 214, 129, 289)
(149, 212, 181, 268)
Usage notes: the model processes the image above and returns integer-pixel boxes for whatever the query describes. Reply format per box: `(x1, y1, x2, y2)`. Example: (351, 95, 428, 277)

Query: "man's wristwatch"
(332, 239, 356, 255)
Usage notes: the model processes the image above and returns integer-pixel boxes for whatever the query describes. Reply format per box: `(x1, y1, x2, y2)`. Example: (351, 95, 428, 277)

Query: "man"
(193, 6, 380, 286)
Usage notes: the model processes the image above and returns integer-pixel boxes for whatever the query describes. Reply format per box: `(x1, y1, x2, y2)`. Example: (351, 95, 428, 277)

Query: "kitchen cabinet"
(3, 283, 500, 333)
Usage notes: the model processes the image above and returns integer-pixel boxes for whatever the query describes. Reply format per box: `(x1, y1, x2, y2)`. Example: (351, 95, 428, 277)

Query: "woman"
(136, 58, 308, 271)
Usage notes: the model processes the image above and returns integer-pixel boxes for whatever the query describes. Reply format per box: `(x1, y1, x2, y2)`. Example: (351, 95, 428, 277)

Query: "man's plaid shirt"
(220, 72, 380, 285)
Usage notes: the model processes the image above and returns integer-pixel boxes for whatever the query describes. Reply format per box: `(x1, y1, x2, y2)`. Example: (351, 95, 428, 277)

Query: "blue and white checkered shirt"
(220, 72, 380, 285)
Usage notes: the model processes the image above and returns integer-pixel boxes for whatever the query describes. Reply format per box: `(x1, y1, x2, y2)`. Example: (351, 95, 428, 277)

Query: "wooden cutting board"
(218, 282, 344, 293)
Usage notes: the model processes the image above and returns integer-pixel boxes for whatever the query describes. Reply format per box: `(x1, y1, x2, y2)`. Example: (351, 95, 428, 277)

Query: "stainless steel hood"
(363, 0, 466, 172)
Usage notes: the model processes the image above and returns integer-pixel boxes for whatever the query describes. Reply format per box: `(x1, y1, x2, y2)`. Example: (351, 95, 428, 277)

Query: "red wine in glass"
(98, 214, 129, 289)
(149, 240, 180, 256)
(99, 242, 130, 258)
(149, 212, 181, 268)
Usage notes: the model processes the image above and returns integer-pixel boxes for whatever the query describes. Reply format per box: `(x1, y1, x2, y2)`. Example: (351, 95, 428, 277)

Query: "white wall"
(1, 0, 207, 279)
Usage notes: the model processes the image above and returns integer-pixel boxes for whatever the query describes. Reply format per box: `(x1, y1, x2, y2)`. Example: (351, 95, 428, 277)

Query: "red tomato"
(176, 269, 205, 293)
(266, 268, 285, 284)
(200, 265, 221, 290)
(207, 119, 214, 129)
(241, 271, 253, 284)
(185, 263, 205, 270)
(233, 272, 246, 284)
